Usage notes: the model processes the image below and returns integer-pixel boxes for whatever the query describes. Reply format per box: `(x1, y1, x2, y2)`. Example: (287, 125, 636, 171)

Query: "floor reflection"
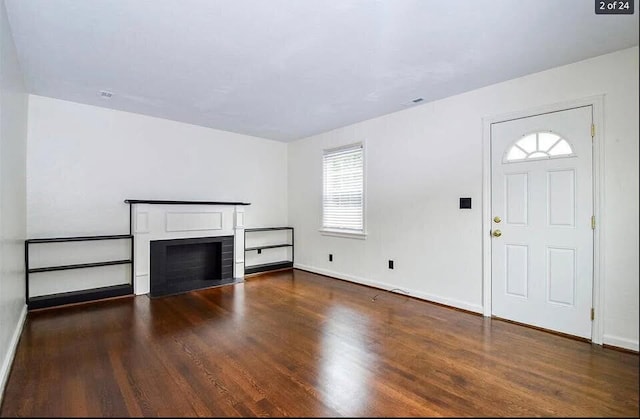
(231, 282, 245, 320)
(318, 305, 375, 416)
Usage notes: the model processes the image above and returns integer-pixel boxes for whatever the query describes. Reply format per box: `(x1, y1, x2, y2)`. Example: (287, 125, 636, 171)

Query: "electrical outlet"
(388, 260, 394, 269)
(329, 254, 333, 262)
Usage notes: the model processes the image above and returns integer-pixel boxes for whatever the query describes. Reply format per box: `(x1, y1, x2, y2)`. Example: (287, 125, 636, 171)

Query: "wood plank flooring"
(1, 269, 638, 417)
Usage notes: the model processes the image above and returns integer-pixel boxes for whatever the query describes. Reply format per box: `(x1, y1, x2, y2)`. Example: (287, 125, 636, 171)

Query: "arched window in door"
(504, 132, 575, 163)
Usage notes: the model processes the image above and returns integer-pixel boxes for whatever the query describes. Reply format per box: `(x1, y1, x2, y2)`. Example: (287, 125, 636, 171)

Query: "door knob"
(492, 229, 502, 237)
(493, 216, 502, 223)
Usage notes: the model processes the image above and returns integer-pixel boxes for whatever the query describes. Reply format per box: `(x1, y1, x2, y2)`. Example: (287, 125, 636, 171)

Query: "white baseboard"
(294, 263, 483, 315)
(294, 264, 639, 351)
(603, 334, 639, 352)
(0, 304, 27, 405)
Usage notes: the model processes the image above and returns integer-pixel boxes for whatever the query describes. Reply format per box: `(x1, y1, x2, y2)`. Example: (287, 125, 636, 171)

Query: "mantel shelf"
(125, 199, 250, 206)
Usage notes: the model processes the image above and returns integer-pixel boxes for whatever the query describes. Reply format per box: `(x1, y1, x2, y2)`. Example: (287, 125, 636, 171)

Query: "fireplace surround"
(126, 199, 249, 296)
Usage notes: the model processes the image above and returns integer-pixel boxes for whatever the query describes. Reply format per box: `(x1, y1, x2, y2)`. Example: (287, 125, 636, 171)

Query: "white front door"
(491, 106, 594, 339)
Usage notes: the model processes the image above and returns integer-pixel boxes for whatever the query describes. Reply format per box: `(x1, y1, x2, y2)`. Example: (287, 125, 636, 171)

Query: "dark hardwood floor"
(1, 269, 638, 417)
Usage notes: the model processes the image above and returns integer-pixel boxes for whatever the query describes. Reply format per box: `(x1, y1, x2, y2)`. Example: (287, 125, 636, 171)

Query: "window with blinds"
(322, 143, 364, 232)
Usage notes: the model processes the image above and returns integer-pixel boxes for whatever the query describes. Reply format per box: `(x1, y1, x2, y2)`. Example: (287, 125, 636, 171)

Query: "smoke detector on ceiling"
(99, 90, 113, 99)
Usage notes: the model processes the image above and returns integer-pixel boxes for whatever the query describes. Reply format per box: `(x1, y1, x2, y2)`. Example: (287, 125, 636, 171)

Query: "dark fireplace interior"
(150, 235, 234, 297)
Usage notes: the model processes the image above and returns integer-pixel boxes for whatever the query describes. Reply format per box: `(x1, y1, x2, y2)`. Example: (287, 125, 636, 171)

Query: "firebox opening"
(150, 235, 234, 297)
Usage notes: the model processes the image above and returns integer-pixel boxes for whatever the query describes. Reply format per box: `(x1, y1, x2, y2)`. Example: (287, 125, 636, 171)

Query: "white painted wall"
(288, 47, 639, 351)
(0, 0, 28, 402)
(26, 95, 288, 294)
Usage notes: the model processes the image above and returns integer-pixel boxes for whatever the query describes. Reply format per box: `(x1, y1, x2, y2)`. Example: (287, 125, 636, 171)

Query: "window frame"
(319, 141, 367, 239)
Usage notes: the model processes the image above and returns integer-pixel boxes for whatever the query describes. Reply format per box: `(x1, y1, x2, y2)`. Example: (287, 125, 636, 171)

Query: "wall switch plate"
(460, 197, 472, 209)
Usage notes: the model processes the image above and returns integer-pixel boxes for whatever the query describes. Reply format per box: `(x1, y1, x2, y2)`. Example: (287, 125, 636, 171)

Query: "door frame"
(481, 95, 605, 344)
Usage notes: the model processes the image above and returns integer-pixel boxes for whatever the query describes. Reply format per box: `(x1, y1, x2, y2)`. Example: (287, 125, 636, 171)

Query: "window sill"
(319, 229, 367, 240)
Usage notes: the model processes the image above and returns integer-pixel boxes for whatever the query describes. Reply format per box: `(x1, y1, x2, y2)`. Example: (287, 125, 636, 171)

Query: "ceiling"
(5, 1, 638, 142)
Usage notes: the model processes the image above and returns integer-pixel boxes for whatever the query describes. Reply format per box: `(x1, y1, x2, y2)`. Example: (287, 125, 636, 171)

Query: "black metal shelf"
(245, 244, 293, 251)
(28, 259, 132, 274)
(26, 234, 132, 244)
(244, 227, 294, 276)
(25, 234, 134, 310)
(244, 261, 294, 275)
(28, 284, 133, 310)
(245, 227, 293, 232)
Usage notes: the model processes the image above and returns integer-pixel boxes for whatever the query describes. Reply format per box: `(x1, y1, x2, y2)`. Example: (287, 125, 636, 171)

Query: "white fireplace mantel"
(125, 199, 249, 295)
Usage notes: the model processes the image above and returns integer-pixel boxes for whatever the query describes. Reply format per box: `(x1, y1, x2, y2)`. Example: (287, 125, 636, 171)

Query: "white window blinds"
(322, 144, 364, 232)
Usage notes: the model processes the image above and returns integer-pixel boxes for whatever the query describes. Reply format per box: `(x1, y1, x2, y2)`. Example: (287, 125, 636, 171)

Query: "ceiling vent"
(99, 90, 113, 99)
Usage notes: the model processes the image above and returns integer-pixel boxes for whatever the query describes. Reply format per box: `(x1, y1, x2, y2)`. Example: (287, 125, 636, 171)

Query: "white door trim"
(481, 95, 605, 344)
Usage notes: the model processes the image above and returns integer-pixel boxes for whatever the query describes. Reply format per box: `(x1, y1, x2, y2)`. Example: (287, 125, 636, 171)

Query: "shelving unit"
(25, 234, 134, 310)
(244, 227, 294, 275)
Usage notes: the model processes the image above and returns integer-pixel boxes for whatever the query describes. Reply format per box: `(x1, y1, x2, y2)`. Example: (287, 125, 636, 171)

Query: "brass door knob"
(493, 216, 502, 223)
(492, 229, 502, 237)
